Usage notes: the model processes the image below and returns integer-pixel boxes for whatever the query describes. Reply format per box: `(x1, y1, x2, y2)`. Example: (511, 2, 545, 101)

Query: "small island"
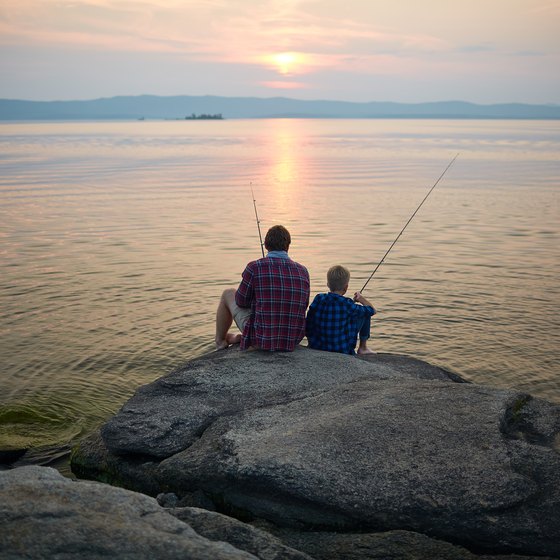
(184, 113, 223, 120)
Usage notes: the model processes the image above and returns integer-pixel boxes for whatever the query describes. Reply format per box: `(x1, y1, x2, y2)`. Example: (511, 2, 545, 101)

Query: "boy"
(306, 265, 376, 355)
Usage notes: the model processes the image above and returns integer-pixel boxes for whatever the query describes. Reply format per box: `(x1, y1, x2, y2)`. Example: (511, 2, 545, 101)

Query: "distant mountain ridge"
(0, 95, 559, 120)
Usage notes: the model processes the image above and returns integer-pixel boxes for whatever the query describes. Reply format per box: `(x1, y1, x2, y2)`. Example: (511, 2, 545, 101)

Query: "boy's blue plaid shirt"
(305, 292, 375, 355)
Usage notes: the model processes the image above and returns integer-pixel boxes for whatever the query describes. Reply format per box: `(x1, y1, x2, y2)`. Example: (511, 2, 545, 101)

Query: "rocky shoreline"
(2, 347, 559, 559)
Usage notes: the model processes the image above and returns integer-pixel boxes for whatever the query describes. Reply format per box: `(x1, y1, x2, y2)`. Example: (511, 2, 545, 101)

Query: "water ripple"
(1, 118, 559, 469)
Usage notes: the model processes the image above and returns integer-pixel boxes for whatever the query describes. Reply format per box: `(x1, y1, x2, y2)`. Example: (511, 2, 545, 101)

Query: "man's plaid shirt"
(306, 292, 375, 355)
(235, 254, 310, 351)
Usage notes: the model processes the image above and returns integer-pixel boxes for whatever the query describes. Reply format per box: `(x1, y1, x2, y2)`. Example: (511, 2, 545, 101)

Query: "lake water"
(1, 119, 559, 472)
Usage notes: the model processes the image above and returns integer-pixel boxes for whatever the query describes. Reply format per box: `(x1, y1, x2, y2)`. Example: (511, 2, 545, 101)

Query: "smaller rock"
(0, 466, 257, 560)
(157, 492, 178, 508)
(169, 506, 312, 560)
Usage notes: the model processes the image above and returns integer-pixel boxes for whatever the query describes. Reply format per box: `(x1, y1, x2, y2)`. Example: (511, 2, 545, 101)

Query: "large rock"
(98, 349, 459, 459)
(0, 465, 257, 559)
(72, 348, 560, 558)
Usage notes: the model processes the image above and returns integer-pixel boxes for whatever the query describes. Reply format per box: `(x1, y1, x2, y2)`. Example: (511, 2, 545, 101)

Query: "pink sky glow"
(0, 0, 558, 103)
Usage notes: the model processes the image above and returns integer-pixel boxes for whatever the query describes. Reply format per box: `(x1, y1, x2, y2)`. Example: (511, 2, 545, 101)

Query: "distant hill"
(0, 95, 559, 120)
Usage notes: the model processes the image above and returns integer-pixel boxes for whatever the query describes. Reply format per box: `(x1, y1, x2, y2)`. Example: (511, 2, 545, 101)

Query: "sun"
(270, 52, 301, 75)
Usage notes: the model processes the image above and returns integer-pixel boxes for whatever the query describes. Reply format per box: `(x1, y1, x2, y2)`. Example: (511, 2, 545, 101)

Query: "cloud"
(0, 0, 451, 68)
(456, 44, 497, 54)
(510, 50, 546, 57)
(526, 2, 560, 16)
(260, 80, 308, 90)
(0, 1, 229, 54)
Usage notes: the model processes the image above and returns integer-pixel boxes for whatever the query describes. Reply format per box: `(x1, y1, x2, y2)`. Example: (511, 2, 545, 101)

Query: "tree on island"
(185, 113, 223, 120)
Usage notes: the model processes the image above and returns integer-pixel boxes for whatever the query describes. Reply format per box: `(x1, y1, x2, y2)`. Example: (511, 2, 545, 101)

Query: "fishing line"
(360, 153, 459, 293)
(250, 182, 265, 258)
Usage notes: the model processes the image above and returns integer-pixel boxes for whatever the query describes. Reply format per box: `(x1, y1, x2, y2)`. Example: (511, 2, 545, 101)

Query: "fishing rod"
(250, 182, 265, 258)
(360, 153, 459, 293)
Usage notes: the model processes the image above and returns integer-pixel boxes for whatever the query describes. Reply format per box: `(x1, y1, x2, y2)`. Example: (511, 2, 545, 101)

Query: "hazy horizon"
(3, 93, 560, 107)
(1, 1, 559, 105)
(3, 95, 560, 121)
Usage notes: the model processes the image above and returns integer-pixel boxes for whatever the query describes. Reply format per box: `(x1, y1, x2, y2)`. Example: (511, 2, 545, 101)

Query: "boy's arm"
(353, 291, 376, 315)
(305, 297, 318, 337)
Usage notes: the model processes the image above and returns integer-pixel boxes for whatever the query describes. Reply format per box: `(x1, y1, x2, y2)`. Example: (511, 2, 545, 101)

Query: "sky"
(0, 0, 559, 104)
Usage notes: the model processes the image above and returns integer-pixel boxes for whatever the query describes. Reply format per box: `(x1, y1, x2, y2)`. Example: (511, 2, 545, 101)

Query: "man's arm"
(235, 263, 254, 308)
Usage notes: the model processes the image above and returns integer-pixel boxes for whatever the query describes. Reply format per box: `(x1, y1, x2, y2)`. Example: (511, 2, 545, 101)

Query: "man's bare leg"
(226, 332, 242, 345)
(215, 288, 241, 350)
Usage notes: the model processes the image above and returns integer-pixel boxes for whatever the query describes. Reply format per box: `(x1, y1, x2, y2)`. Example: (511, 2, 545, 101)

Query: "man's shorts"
(232, 302, 251, 332)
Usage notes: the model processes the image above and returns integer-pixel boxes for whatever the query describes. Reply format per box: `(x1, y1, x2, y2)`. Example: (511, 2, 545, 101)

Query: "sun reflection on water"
(259, 119, 310, 223)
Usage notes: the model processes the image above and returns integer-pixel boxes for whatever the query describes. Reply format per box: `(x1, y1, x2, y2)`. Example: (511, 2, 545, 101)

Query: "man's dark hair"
(264, 225, 291, 252)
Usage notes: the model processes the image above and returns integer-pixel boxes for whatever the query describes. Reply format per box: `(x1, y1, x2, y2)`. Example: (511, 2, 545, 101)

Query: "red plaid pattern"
(235, 256, 310, 351)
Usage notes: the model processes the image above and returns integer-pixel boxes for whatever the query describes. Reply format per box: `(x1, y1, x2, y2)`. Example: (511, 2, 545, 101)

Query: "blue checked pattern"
(306, 292, 375, 355)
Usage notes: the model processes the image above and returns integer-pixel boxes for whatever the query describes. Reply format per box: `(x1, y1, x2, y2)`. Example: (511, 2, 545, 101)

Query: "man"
(215, 225, 310, 351)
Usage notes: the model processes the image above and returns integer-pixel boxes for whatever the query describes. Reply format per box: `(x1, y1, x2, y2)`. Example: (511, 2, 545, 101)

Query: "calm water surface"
(1, 119, 559, 470)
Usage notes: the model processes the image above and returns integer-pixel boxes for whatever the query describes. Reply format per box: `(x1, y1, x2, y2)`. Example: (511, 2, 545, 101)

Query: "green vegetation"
(511, 395, 531, 420)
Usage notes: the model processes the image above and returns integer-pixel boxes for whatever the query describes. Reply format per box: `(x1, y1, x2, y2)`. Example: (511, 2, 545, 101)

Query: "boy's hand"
(353, 291, 365, 304)
(354, 291, 374, 308)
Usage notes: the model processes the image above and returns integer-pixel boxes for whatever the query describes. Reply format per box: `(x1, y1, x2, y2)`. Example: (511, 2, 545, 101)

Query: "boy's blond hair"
(327, 265, 350, 292)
